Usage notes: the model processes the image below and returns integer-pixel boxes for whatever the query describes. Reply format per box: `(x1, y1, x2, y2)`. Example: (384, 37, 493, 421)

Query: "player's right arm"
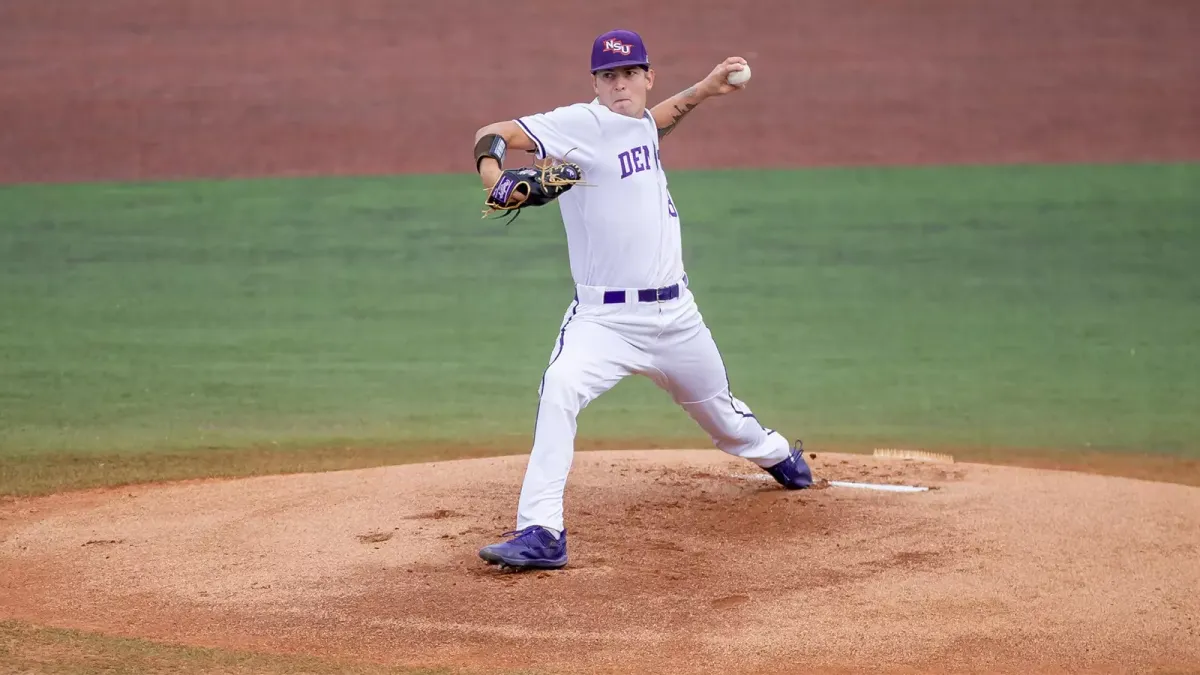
(473, 105, 601, 187)
(473, 122, 538, 188)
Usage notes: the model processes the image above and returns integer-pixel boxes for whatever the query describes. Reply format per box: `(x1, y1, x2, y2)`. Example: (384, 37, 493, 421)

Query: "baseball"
(727, 63, 751, 86)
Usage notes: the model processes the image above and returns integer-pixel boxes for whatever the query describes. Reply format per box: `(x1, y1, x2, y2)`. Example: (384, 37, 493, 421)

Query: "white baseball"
(726, 63, 751, 86)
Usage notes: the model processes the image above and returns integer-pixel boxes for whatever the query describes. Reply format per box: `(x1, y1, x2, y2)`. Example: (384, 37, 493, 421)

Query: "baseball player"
(471, 29, 815, 570)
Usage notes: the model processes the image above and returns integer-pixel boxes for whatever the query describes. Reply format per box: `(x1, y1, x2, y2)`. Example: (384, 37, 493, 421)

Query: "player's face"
(593, 66, 654, 117)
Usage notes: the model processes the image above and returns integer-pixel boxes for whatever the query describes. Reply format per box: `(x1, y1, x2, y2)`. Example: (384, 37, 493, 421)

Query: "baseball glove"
(482, 161, 584, 222)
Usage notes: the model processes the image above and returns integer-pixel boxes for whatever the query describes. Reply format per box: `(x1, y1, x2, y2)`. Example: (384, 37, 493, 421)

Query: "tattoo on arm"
(658, 87, 699, 139)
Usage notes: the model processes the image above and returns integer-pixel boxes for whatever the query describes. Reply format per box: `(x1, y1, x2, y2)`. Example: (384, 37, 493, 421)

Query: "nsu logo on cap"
(603, 39, 632, 56)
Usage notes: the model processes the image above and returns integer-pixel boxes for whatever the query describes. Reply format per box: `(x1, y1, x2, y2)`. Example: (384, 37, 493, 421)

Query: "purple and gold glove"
(483, 162, 584, 221)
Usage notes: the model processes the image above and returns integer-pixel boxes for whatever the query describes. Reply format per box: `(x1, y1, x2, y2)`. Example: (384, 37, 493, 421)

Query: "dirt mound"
(1, 450, 1198, 674)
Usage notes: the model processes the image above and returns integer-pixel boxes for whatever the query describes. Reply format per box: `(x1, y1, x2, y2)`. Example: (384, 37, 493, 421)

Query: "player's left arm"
(652, 57, 748, 140)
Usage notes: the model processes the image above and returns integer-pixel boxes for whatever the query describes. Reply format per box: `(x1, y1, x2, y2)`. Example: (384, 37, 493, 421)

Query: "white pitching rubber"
(827, 480, 929, 493)
(732, 474, 929, 492)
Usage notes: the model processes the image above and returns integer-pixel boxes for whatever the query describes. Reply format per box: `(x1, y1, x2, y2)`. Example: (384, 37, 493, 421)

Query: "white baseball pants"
(515, 279, 793, 532)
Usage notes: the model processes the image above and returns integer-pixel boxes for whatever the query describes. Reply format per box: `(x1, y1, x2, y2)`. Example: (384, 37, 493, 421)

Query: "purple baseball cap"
(590, 29, 651, 73)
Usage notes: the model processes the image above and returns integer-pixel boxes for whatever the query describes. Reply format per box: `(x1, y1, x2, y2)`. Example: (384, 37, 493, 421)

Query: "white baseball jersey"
(516, 103, 684, 289)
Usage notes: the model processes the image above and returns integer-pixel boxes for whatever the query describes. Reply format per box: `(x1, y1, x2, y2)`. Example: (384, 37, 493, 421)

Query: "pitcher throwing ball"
(472, 29, 815, 571)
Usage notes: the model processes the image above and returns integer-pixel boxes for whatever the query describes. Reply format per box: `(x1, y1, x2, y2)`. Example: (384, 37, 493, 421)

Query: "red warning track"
(1, 0, 1198, 183)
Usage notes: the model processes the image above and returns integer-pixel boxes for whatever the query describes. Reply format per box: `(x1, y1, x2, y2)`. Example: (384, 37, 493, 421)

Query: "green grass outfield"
(2, 162, 1198, 494)
(0, 620, 461, 675)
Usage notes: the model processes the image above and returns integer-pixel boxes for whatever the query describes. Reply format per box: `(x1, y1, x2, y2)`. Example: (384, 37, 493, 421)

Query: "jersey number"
(667, 195, 678, 218)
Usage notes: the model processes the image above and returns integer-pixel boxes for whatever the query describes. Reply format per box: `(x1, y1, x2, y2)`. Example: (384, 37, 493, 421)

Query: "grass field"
(0, 620, 468, 674)
(2, 162, 1199, 495)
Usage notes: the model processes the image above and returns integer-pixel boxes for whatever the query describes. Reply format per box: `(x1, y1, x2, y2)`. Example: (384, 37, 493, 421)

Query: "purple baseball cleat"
(765, 440, 815, 489)
(478, 525, 568, 570)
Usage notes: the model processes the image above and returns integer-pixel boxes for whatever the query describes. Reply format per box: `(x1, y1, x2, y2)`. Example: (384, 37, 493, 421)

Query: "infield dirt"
(2, 450, 1198, 674)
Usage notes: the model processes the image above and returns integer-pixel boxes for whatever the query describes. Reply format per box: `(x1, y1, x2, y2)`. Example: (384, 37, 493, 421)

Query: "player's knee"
(682, 401, 760, 451)
(538, 366, 588, 411)
(710, 424, 754, 453)
(711, 424, 776, 458)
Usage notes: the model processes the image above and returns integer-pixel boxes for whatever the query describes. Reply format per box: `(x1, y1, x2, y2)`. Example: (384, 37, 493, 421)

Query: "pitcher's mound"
(2, 450, 1198, 674)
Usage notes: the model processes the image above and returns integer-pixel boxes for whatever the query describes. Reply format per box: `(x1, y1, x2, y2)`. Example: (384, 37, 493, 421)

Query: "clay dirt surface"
(2, 0, 1198, 183)
(2, 450, 1198, 674)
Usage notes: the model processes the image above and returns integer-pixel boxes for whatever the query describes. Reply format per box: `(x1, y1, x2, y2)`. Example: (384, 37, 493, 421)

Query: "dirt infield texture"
(2, 0, 1198, 184)
(2, 451, 1198, 674)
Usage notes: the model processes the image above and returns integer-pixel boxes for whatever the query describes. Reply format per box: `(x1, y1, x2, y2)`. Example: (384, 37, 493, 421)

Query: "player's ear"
(645, 67, 655, 90)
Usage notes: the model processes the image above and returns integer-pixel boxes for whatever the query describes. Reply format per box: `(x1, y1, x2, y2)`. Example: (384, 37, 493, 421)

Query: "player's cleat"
(478, 525, 568, 570)
(765, 441, 814, 489)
